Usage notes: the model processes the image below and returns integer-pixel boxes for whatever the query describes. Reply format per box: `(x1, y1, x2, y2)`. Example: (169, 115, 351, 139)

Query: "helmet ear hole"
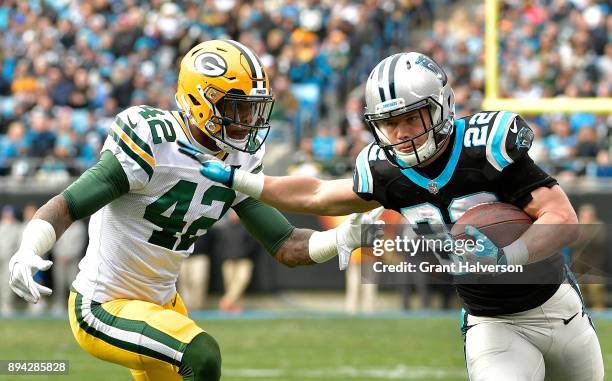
(188, 94, 201, 106)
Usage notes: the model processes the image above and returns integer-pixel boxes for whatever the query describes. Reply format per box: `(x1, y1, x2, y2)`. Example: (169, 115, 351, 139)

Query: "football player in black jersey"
(181, 52, 604, 381)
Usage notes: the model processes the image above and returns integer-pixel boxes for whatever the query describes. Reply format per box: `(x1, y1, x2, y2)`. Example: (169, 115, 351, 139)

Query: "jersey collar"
(399, 119, 466, 194)
(172, 111, 227, 160)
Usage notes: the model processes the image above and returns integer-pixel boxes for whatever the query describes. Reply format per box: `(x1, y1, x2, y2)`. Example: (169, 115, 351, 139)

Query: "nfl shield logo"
(428, 181, 439, 194)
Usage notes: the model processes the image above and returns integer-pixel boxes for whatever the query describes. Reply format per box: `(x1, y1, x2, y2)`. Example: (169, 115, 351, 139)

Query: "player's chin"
(228, 134, 249, 141)
(226, 130, 249, 141)
(396, 145, 414, 154)
(396, 139, 428, 154)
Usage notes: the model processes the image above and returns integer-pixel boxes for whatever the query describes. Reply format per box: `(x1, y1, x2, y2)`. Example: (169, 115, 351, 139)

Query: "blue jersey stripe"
(491, 112, 514, 170)
(356, 146, 371, 193)
(400, 119, 466, 192)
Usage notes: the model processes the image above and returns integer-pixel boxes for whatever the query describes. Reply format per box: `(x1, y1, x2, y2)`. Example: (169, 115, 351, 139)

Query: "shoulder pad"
(105, 106, 157, 186)
(354, 143, 383, 194)
(463, 111, 533, 171)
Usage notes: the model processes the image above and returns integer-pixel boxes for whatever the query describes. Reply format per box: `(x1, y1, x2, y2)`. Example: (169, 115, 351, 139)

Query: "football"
(450, 202, 533, 246)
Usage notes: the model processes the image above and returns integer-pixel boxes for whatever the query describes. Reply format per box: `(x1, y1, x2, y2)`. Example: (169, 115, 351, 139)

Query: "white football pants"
(463, 283, 604, 381)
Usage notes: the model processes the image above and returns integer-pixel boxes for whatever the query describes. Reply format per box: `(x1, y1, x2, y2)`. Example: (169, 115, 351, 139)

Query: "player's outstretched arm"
(178, 140, 380, 215)
(273, 228, 316, 267)
(259, 177, 379, 215)
(234, 197, 383, 270)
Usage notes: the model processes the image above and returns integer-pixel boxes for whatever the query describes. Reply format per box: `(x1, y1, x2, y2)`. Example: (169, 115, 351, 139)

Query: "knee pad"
(179, 332, 221, 381)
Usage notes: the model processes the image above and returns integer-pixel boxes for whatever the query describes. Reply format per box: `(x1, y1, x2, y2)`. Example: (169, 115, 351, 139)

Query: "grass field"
(1, 315, 611, 381)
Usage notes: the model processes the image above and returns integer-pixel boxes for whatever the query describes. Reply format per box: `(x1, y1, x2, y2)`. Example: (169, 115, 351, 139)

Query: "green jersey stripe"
(115, 117, 154, 157)
(110, 129, 154, 179)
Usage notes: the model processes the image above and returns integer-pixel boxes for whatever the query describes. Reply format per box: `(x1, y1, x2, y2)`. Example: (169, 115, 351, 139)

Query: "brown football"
(451, 202, 532, 246)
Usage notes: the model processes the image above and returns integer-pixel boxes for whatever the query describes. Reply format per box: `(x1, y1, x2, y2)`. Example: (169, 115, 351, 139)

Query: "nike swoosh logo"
(126, 116, 138, 130)
(563, 312, 579, 325)
(509, 120, 518, 133)
(171, 294, 178, 307)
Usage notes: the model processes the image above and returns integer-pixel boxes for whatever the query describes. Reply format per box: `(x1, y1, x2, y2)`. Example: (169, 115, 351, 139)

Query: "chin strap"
(395, 131, 438, 167)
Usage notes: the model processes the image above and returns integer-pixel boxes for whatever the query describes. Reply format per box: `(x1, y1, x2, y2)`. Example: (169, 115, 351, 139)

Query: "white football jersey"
(72, 105, 264, 305)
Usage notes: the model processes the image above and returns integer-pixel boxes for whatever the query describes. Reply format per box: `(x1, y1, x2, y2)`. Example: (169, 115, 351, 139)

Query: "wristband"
(19, 219, 56, 256)
(232, 169, 265, 199)
(502, 239, 529, 266)
(308, 229, 337, 263)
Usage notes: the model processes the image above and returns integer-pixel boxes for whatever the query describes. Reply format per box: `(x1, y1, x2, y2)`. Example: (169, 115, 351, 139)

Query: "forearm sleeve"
(62, 150, 130, 220)
(233, 197, 295, 255)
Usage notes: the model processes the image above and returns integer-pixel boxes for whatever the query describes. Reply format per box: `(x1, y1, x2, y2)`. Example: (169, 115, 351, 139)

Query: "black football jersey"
(353, 111, 563, 316)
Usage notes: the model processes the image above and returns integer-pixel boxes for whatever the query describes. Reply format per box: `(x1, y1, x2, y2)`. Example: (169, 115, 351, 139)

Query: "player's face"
(377, 108, 432, 153)
(226, 123, 250, 140)
(218, 97, 271, 141)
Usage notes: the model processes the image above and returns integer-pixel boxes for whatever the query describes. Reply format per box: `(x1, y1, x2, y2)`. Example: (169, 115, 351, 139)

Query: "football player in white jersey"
(7, 40, 382, 381)
(183, 52, 604, 381)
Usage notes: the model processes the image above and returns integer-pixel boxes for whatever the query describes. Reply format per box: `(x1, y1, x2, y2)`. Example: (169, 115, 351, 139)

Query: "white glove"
(9, 249, 53, 303)
(336, 207, 385, 270)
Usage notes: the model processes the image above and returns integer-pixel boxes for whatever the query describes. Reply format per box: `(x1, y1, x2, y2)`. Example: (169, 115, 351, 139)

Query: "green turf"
(0, 317, 610, 380)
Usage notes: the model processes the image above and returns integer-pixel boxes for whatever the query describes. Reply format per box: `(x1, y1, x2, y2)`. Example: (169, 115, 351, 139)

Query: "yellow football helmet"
(176, 39, 274, 153)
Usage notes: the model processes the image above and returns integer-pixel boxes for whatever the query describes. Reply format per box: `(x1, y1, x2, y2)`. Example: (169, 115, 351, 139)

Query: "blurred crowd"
(0, 0, 443, 178)
(496, 0, 611, 178)
(0, 0, 609, 181)
(396, 0, 611, 179)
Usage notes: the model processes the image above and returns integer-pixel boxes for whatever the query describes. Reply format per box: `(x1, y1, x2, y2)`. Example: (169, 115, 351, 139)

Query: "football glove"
(460, 225, 507, 266)
(178, 140, 234, 187)
(336, 207, 385, 270)
(9, 249, 53, 303)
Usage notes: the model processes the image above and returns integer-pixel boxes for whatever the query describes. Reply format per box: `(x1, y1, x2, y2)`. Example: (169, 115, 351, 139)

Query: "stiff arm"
(259, 177, 380, 216)
(177, 139, 380, 215)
